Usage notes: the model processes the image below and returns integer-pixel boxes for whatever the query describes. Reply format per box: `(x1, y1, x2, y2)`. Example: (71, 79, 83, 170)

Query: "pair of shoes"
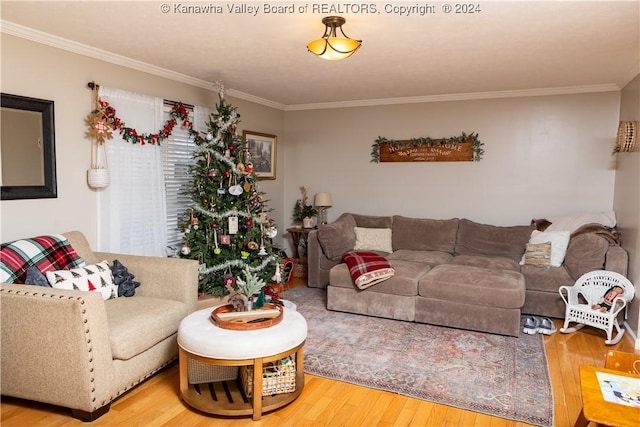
(538, 317, 557, 335)
(523, 316, 558, 335)
(523, 316, 540, 335)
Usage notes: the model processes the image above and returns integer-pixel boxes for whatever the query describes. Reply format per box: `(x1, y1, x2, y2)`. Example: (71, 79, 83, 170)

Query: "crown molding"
(2, 20, 622, 112)
(1, 20, 220, 91)
(284, 84, 622, 111)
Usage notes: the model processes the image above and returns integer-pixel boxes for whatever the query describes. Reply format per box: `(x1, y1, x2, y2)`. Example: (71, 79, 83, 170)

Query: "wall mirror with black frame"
(1, 93, 57, 200)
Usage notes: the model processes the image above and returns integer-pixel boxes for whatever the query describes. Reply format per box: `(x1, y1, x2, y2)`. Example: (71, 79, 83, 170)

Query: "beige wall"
(614, 74, 640, 346)
(3, 35, 635, 346)
(0, 34, 285, 248)
(284, 92, 620, 227)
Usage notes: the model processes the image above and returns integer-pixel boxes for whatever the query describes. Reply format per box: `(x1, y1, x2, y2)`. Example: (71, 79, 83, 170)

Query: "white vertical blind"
(162, 104, 212, 254)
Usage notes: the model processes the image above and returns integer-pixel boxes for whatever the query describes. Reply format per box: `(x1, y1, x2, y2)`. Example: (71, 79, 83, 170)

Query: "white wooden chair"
(559, 270, 635, 345)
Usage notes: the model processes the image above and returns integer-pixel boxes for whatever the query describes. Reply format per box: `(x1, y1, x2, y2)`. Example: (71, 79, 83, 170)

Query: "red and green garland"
(86, 99, 205, 146)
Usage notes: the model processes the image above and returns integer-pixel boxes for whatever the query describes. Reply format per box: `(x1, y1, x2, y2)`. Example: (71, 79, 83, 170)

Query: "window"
(162, 102, 212, 255)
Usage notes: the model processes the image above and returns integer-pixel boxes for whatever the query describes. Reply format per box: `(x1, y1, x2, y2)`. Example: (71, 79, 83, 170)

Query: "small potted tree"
(292, 186, 317, 228)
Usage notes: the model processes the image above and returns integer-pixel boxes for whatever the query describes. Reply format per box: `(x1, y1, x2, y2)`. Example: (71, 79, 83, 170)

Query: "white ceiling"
(2, 1, 639, 109)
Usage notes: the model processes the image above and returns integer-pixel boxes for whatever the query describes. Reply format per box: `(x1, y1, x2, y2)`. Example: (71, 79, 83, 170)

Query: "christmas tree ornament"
(228, 216, 238, 234)
(247, 241, 259, 250)
(220, 234, 231, 245)
(181, 245, 191, 255)
(271, 263, 282, 283)
(206, 133, 213, 141)
(241, 251, 250, 260)
(258, 245, 268, 256)
(246, 162, 254, 174)
(229, 183, 243, 195)
(245, 219, 253, 227)
(243, 182, 251, 192)
(223, 272, 236, 287)
(237, 162, 245, 173)
(265, 226, 278, 239)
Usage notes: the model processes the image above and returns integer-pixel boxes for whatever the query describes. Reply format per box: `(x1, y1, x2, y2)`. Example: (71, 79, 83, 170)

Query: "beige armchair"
(1, 231, 199, 421)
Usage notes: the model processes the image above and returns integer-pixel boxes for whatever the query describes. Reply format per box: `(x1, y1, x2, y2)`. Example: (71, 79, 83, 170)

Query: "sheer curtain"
(97, 87, 167, 256)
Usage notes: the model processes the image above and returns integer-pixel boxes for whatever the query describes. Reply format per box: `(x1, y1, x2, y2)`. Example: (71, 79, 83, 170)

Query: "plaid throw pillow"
(1, 234, 86, 284)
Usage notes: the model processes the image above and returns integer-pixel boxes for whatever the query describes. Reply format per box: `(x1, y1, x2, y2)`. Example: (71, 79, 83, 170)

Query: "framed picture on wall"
(243, 130, 277, 180)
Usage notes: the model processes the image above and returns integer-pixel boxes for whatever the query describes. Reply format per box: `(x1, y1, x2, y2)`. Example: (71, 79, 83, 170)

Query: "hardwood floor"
(1, 278, 637, 426)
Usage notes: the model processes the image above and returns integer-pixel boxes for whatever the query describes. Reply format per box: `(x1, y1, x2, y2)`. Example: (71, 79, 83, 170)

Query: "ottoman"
(415, 264, 525, 336)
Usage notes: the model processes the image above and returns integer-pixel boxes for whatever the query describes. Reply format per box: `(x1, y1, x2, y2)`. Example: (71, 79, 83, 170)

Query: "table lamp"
(314, 192, 333, 225)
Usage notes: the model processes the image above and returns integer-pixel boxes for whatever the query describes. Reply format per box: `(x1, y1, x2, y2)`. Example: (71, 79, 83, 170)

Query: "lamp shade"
(307, 16, 361, 61)
(616, 121, 637, 153)
(314, 192, 333, 207)
(307, 37, 361, 60)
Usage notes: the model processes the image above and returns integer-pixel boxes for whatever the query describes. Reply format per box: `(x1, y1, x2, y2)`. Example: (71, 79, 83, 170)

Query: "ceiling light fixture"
(307, 16, 362, 60)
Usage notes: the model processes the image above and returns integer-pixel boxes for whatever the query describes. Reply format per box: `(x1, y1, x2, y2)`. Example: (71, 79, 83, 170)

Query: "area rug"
(283, 286, 554, 427)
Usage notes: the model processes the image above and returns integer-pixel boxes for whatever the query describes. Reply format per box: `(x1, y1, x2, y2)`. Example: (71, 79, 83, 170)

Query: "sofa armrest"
(0, 285, 116, 413)
(605, 246, 628, 277)
(93, 252, 199, 314)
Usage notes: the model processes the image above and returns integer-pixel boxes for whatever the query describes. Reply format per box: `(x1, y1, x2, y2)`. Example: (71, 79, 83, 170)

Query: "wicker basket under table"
(240, 356, 296, 397)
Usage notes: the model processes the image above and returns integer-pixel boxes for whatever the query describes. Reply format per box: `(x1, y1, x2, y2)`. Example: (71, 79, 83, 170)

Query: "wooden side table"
(286, 227, 314, 261)
(287, 227, 314, 277)
(574, 365, 640, 427)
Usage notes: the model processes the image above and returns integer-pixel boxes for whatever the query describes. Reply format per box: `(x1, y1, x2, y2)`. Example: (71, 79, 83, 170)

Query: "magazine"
(596, 371, 640, 408)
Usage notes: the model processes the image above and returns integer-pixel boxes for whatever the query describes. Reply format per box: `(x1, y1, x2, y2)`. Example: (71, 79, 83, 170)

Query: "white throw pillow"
(46, 260, 118, 300)
(546, 211, 616, 233)
(521, 230, 571, 267)
(353, 227, 393, 253)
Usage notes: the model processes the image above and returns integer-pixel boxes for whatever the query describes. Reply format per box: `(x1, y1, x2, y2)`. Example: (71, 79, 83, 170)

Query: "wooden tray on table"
(210, 303, 283, 330)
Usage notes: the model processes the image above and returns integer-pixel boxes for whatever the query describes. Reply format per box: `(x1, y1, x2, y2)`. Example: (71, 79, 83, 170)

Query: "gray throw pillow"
(25, 266, 51, 287)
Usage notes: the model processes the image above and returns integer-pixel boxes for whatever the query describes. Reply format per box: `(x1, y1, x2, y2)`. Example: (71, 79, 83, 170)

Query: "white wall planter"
(87, 168, 109, 189)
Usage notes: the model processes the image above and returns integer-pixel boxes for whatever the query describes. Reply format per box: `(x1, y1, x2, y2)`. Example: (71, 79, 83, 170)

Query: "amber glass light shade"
(307, 16, 362, 60)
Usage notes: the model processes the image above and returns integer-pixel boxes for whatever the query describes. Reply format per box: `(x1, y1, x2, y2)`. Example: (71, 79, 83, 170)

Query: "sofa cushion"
(563, 234, 609, 280)
(47, 261, 119, 300)
(351, 213, 393, 228)
(392, 216, 459, 253)
(520, 265, 574, 293)
(387, 249, 453, 266)
(1, 234, 86, 284)
(448, 254, 521, 272)
(354, 227, 393, 253)
(454, 219, 534, 261)
(419, 264, 525, 309)
(105, 296, 188, 360)
(330, 260, 430, 296)
(317, 213, 357, 261)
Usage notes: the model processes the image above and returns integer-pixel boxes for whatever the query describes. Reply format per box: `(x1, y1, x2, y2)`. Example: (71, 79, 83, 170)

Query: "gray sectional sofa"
(307, 213, 628, 337)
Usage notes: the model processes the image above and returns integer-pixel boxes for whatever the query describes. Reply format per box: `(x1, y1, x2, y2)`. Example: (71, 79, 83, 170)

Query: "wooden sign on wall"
(371, 133, 483, 163)
(378, 139, 474, 162)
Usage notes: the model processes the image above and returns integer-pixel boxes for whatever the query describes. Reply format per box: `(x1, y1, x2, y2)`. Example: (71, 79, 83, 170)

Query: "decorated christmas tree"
(179, 96, 281, 296)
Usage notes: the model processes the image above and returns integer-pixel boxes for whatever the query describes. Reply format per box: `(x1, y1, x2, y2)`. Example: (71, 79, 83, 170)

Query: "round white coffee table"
(178, 305, 307, 420)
